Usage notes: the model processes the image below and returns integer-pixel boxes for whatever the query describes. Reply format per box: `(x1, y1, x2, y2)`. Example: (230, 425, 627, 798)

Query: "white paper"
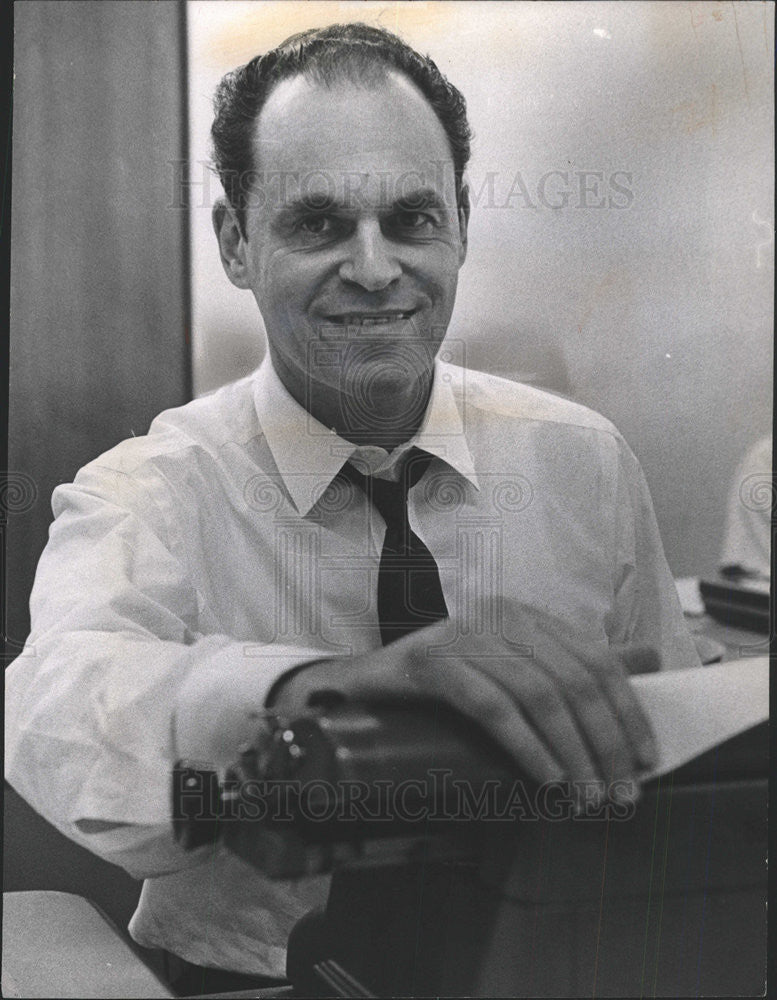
(632, 657, 769, 779)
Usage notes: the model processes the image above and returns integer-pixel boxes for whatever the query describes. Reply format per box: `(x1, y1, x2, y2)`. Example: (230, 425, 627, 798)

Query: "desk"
(4, 621, 768, 998)
(1, 892, 173, 999)
(688, 613, 770, 661)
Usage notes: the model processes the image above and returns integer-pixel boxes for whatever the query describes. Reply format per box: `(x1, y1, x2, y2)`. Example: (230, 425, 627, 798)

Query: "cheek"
(412, 236, 463, 269)
(414, 245, 463, 299)
(261, 252, 329, 309)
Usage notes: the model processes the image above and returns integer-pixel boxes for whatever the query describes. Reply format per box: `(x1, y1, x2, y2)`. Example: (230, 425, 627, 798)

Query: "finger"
(620, 646, 661, 675)
(406, 654, 567, 784)
(585, 648, 658, 772)
(567, 661, 641, 781)
(516, 645, 637, 785)
(543, 631, 658, 777)
(473, 656, 603, 787)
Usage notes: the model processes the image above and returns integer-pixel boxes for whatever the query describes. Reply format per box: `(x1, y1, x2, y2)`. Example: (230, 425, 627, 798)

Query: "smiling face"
(215, 69, 468, 443)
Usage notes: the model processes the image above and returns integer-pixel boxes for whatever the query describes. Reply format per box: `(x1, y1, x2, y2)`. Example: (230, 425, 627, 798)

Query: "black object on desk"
(699, 575, 770, 632)
(175, 706, 768, 997)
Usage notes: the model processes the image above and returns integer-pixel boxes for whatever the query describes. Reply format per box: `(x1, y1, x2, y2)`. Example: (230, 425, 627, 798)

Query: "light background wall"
(187, 1, 773, 578)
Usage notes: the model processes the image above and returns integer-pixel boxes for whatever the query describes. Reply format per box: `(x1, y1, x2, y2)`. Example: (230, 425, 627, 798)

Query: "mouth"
(323, 310, 417, 327)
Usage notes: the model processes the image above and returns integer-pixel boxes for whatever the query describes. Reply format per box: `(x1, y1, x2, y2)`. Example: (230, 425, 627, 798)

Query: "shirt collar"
(253, 355, 479, 516)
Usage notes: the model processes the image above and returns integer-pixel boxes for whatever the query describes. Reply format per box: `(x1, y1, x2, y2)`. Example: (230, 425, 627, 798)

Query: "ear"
(212, 197, 251, 289)
(457, 184, 470, 265)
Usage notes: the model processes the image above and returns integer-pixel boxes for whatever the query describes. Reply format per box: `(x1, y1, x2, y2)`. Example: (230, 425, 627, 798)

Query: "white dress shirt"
(720, 434, 772, 579)
(5, 357, 700, 975)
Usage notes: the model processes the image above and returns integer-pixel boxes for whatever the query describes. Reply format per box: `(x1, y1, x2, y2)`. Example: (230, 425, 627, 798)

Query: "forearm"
(5, 629, 329, 877)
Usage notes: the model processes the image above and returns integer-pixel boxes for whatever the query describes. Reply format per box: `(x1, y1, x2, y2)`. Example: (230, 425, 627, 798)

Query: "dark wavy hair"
(211, 22, 473, 234)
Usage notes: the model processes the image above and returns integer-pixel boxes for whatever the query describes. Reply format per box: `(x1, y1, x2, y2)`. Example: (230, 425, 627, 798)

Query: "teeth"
(334, 313, 411, 325)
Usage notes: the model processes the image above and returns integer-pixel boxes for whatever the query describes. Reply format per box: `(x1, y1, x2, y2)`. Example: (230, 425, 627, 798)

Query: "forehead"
(251, 71, 457, 207)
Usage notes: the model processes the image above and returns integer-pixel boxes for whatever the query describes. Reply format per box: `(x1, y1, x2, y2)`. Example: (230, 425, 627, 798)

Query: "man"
(5, 23, 700, 992)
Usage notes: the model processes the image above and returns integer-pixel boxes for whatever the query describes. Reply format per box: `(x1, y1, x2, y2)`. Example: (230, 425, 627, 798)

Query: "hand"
(270, 609, 658, 794)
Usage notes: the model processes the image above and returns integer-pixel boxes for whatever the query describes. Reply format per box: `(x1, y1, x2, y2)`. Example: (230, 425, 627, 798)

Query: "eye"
(392, 210, 434, 231)
(299, 215, 333, 236)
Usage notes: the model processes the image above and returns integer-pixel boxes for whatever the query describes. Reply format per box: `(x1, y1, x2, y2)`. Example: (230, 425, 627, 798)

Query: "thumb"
(619, 645, 661, 676)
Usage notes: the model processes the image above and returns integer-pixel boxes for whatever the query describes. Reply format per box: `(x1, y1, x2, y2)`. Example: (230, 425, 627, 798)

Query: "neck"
(270, 352, 435, 451)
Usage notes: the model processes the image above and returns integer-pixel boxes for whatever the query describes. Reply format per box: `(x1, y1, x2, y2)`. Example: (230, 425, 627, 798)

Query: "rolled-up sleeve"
(607, 437, 701, 671)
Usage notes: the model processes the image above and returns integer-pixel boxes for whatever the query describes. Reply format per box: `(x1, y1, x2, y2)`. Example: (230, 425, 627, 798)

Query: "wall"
(6, 0, 190, 932)
(187, 0, 773, 578)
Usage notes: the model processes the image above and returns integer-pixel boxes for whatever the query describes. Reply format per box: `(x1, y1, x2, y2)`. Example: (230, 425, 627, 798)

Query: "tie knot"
(343, 448, 432, 530)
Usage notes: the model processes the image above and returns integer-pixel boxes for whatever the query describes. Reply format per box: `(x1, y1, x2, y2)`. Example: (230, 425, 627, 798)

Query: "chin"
(345, 348, 431, 398)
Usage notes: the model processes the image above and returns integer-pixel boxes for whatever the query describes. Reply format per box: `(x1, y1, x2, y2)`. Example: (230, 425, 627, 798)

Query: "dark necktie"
(343, 448, 448, 645)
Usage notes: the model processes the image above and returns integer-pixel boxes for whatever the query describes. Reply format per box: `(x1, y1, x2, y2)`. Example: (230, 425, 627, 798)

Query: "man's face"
(218, 70, 468, 431)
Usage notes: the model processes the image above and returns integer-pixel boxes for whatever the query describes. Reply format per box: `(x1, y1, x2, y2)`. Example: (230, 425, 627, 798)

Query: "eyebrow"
(275, 186, 450, 221)
(392, 187, 448, 212)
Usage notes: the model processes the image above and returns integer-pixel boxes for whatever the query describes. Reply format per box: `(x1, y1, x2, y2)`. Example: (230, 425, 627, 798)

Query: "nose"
(338, 220, 402, 291)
